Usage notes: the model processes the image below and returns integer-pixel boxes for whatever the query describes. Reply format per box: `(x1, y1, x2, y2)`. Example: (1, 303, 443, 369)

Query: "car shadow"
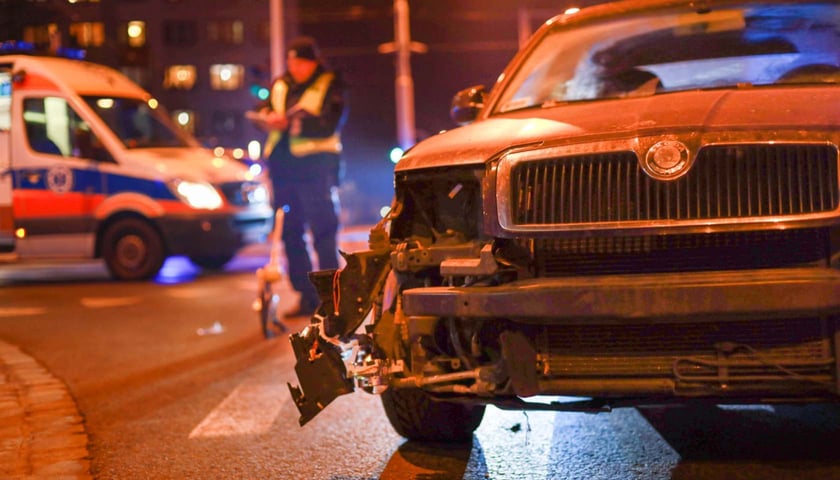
(370, 436, 488, 480)
(637, 403, 840, 462)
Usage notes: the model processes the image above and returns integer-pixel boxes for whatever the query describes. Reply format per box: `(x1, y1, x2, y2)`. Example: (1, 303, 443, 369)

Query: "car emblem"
(643, 140, 691, 180)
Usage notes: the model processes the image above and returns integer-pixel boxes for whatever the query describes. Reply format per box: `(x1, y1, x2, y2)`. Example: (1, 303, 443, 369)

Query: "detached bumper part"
(287, 325, 354, 426)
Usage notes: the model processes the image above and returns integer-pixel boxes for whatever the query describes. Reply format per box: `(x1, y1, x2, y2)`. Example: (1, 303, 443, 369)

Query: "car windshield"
(495, 2, 840, 113)
(82, 96, 191, 149)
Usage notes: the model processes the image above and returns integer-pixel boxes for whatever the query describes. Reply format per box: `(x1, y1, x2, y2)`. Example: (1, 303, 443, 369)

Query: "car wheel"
(381, 387, 485, 442)
(189, 254, 235, 270)
(102, 218, 165, 281)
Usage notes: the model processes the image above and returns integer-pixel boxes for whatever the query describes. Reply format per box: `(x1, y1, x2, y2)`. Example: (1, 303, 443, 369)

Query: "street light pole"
(269, 0, 285, 80)
(379, 0, 426, 151)
(393, 0, 415, 151)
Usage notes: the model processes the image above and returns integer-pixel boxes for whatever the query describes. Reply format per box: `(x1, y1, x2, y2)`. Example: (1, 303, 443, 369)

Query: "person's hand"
(289, 117, 302, 136)
(263, 111, 289, 131)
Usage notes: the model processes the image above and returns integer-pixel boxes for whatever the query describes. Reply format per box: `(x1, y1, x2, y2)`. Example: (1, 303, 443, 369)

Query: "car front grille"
(510, 144, 839, 226)
(531, 228, 828, 277)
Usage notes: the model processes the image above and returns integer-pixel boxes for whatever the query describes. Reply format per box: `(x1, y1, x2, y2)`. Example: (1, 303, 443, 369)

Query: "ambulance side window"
(0, 71, 10, 131)
(23, 97, 112, 162)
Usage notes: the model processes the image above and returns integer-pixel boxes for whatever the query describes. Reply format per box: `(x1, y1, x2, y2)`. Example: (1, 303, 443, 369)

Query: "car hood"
(118, 147, 253, 184)
(396, 86, 840, 172)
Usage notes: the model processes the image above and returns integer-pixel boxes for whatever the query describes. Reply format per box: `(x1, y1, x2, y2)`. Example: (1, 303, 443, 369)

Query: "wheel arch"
(95, 211, 168, 259)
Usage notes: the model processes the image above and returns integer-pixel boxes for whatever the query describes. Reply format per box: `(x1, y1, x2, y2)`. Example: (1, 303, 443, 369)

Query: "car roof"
(0, 54, 148, 98)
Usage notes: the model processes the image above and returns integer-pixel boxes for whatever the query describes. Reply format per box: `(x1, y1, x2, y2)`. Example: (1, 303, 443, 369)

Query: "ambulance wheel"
(189, 254, 234, 271)
(102, 218, 165, 281)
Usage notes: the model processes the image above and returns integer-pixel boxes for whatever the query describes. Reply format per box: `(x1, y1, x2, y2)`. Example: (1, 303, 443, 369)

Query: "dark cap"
(287, 36, 320, 62)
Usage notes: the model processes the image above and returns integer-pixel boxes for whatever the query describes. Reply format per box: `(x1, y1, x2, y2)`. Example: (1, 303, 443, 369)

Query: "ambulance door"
(14, 94, 107, 257)
(0, 67, 13, 253)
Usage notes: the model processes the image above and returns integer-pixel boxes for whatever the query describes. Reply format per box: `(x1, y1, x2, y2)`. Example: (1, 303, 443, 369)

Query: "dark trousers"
(272, 175, 339, 308)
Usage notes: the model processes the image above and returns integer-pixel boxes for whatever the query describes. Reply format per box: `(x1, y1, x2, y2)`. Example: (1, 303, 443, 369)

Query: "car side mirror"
(450, 85, 486, 125)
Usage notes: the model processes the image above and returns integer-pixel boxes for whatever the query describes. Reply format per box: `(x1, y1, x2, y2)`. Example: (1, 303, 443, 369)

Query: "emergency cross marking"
(45, 165, 74, 194)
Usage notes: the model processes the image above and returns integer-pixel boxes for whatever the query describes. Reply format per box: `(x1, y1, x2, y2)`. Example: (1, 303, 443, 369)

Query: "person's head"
(286, 36, 321, 84)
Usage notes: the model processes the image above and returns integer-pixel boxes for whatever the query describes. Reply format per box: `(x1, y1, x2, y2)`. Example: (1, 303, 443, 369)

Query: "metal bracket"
(440, 243, 498, 276)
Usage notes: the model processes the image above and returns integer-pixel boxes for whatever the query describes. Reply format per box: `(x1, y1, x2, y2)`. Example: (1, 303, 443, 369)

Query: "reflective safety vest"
(263, 72, 343, 158)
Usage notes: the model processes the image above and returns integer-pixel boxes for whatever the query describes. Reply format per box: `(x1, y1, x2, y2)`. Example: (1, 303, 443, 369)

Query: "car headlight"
(170, 179, 223, 210)
(246, 183, 269, 205)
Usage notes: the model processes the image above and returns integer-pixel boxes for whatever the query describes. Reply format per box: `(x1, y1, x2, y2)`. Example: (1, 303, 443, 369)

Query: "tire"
(101, 218, 165, 281)
(381, 387, 486, 443)
(189, 254, 234, 270)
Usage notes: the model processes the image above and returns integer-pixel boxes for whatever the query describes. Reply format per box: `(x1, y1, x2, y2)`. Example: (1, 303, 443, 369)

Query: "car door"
(13, 93, 107, 257)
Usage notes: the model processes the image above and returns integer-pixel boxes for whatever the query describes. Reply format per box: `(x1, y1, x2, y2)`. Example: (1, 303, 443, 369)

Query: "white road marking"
(189, 382, 290, 438)
(0, 307, 47, 317)
(80, 297, 141, 308)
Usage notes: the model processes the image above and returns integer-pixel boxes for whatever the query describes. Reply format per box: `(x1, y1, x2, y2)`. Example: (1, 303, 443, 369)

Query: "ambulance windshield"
(82, 96, 192, 149)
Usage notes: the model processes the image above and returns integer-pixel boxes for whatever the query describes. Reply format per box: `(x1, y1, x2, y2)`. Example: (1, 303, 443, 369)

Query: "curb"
(0, 340, 91, 479)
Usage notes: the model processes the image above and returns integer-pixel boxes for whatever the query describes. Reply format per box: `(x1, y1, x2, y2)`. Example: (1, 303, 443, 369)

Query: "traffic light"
(249, 84, 269, 100)
(247, 64, 270, 100)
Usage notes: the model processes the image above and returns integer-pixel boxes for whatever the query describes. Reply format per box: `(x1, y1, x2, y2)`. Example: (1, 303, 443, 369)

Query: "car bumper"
(402, 268, 840, 323)
(158, 209, 272, 257)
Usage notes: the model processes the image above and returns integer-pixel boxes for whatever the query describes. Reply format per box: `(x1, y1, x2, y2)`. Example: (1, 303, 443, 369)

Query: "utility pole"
(379, 0, 426, 151)
(269, 0, 285, 79)
(517, 8, 531, 50)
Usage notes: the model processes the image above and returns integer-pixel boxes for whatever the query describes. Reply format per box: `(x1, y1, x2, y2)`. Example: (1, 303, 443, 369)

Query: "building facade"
(4, 0, 597, 223)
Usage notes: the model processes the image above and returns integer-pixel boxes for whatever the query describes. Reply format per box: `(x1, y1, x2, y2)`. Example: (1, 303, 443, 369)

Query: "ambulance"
(0, 54, 274, 280)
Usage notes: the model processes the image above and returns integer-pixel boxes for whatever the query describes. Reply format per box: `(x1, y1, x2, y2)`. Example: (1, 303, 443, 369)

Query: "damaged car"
(287, 0, 840, 442)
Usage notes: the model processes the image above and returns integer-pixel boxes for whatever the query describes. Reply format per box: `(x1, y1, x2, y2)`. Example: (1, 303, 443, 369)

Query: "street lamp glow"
(176, 111, 191, 126)
(96, 98, 114, 109)
(389, 146, 404, 164)
(248, 140, 262, 161)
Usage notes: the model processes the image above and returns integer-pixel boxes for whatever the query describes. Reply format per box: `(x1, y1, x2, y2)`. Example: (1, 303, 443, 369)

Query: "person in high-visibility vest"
(252, 36, 347, 317)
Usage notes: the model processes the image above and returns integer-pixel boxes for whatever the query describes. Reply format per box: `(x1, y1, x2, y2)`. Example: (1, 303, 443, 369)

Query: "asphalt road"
(2, 245, 840, 479)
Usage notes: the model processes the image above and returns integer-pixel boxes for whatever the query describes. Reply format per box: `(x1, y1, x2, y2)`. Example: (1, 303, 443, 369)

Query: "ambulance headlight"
(170, 179, 224, 210)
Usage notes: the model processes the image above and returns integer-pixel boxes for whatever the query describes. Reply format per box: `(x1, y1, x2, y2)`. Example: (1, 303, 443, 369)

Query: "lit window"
(207, 20, 244, 45)
(163, 65, 197, 90)
(69, 22, 105, 47)
(126, 21, 146, 47)
(172, 110, 196, 135)
(209, 64, 244, 91)
(22, 24, 57, 49)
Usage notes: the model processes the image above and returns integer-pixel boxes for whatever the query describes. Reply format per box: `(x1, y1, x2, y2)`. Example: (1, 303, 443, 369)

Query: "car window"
(82, 96, 191, 149)
(23, 96, 109, 161)
(495, 2, 840, 113)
